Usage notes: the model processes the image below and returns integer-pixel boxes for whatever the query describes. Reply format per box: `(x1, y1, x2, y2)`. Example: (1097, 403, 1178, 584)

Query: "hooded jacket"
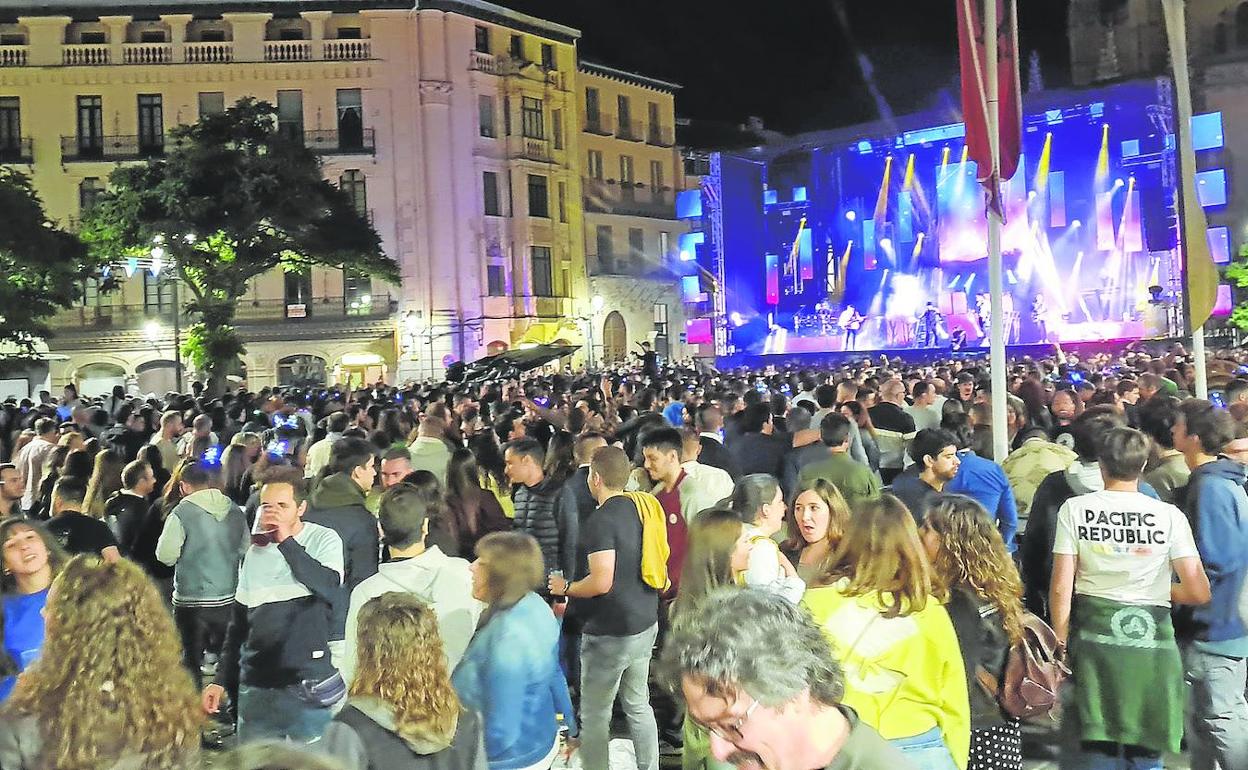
(1021, 461, 1159, 617)
(155, 488, 248, 606)
(306, 473, 381, 597)
(1178, 458, 1248, 645)
(323, 698, 488, 770)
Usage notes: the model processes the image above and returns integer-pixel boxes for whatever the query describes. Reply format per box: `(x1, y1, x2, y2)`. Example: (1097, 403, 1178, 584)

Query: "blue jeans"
(579, 624, 659, 770)
(1183, 645, 1248, 770)
(888, 726, 958, 770)
(237, 684, 333, 745)
(1065, 746, 1163, 770)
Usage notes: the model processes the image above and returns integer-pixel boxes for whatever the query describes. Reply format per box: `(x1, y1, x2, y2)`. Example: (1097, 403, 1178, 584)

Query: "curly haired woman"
(324, 592, 486, 770)
(0, 556, 202, 770)
(922, 495, 1026, 770)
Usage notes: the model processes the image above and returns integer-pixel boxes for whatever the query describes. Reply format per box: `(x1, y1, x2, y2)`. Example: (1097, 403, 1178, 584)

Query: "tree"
(80, 98, 399, 390)
(1225, 245, 1248, 332)
(0, 168, 97, 367)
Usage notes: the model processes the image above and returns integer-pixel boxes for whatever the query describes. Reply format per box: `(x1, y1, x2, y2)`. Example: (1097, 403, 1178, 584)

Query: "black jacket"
(102, 426, 150, 463)
(512, 478, 575, 580)
(104, 491, 148, 557)
(698, 436, 739, 480)
(305, 473, 380, 638)
(945, 588, 1011, 729)
(727, 432, 787, 479)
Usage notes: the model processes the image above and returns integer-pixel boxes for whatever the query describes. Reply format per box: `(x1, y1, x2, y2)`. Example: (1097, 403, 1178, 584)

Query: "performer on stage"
(975, 292, 991, 338)
(918, 302, 942, 348)
(838, 304, 864, 350)
(1031, 294, 1049, 343)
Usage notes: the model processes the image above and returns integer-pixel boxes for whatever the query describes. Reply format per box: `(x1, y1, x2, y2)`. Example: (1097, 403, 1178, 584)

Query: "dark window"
(344, 268, 371, 316)
(483, 171, 501, 216)
(336, 27, 362, 40)
(509, 34, 523, 60)
(336, 89, 364, 150)
(552, 109, 563, 150)
(487, 264, 506, 296)
(137, 94, 164, 155)
(78, 177, 103, 213)
(558, 181, 567, 223)
(80, 31, 106, 44)
(139, 29, 166, 43)
(284, 272, 312, 313)
(617, 94, 631, 128)
(1239, 4, 1248, 47)
(541, 43, 555, 69)
(527, 174, 549, 218)
(629, 228, 645, 267)
(503, 96, 511, 136)
(199, 29, 226, 43)
(587, 150, 604, 180)
(531, 246, 553, 297)
(474, 25, 490, 53)
(143, 272, 174, 312)
(478, 95, 495, 138)
(521, 96, 544, 140)
(339, 169, 367, 214)
(198, 92, 225, 118)
(585, 87, 600, 127)
(0, 34, 26, 46)
(76, 95, 103, 157)
(0, 97, 19, 159)
(648, 101, 661, 142)
(596, 225, 613, 271)
(279, 27, 305, 41)
(277, 90, 303, 142)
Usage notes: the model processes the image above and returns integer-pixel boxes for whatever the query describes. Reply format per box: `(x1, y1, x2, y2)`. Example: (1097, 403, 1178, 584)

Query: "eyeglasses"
(695, 697, 759, 741)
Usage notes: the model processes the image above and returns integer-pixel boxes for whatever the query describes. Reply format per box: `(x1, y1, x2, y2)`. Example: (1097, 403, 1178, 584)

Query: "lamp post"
(148, 242, 183, 391)
(580, 294, 605, 372)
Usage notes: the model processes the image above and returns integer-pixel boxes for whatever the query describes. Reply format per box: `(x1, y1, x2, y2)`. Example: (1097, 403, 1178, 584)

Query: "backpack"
(622, 491, 671, 592)
(975, 610, 1070, 721)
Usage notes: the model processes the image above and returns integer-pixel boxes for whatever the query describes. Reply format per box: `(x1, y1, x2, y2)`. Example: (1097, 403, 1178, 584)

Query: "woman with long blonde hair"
(922, 494, 1025, 770)
(0, 555, 202, 770)
(802, 494, 970, 770)
(83, 448, 125, 519)
(324, 592, 485, 769)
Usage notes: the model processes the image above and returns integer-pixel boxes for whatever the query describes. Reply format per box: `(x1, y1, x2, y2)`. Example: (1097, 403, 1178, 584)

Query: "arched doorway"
(602, 311, 627, 365)
(135, 360, 177, 396)
(277, 355, 328, 388)
(76, 363, 126, 397)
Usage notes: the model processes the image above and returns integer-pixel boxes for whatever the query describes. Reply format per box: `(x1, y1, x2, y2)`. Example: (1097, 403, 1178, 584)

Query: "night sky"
(504, 0, 1072, 136)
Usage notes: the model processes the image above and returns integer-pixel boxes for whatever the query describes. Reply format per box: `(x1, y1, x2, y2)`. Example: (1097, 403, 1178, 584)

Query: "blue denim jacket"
(452, 592, 576, 770)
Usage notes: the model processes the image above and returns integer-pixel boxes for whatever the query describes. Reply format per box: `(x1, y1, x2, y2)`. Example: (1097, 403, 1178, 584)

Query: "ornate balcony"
(184, 41, 233, 63)
(123, 42, 171, 64)
(323, 38, 369, 60)
(470, 50, 499, 74)
(63, 43, 109, 66)
(0, 45, 28, 67)
(264, 40, 311, 62)
(60, 135, 163, 162)
(303, 128, 375, 155)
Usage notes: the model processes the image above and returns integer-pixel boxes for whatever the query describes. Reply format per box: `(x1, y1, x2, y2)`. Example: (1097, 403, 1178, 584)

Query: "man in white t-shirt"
(1050, 426, 1209, 767)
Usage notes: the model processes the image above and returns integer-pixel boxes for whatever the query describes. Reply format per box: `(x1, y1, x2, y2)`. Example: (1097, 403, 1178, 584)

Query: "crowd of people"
(0, 341, 1243, 770)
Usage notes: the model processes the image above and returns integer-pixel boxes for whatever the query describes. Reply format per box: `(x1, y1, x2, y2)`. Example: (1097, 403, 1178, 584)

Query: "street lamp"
(580, 295, 605, 372)
(143, 320, 162, 344)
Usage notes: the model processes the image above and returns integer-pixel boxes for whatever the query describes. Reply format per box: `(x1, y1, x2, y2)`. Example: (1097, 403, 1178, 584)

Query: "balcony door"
(277, 90, 303, 143)
(137, 94, 164, 156)
(336, 89, 363, 150)
(0, 98, 19, 160)
(76, 95, 103, 157)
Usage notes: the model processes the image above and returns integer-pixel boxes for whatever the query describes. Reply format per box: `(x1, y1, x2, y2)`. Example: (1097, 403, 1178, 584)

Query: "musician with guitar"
(838, 305, 865, 350)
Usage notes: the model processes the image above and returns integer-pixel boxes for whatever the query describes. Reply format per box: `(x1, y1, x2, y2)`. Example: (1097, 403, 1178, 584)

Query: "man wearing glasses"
(662, 588, 908, 770)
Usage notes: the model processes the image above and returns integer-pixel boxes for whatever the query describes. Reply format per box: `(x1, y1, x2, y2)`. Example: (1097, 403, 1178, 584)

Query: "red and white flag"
(957, 0, 1022, 217)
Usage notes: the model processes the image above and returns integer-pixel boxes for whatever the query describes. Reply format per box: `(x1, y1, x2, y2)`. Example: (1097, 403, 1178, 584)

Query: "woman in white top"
(726, 474, 804, 603)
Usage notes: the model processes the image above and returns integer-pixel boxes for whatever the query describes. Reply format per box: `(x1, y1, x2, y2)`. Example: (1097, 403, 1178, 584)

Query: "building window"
(629, 227, 645, 268)
(557, 181, 567, 223)
(344, 268, 372, 316)
(552, 109, 563, 150)
(620, 155, 635, 201)
(474, 25, 490, 53)
(143, 272, 174, 313)
(659, 231, 670, 259)
(0, 97, 19, 159)
(509, 34, 523, 60)
(650, 160, 664, 193)
(648, 101, 661, 142)
(528, 174, 549, 218)
(541, 43, 555, 69)
(80, 31, 106, 45)
(521, 96, 544, 140)
(79, 177, 103, 213)
(483, 171, 501, 216)
(0, 33, 25, 46)
(503, 96, 511, 135)
(531, 246, 553, 297)
(478, 95, 496, 138)
(198, 92, 225, 118)
(617, 94, 632, 137)
(487, 264, 506, 296)
(277, 90, 303, 142)
(279, 26, 305, 41)
(140, 29, 166, 43)
(596, 225, 613, 271)
(336, 27, 362, 39)
(199, 28, 226, 43)
(76, 95, 104, 157)
(588, 150, 604, 180)
(284, 271, 312, 313)
(137, 94, 164, 156)
(336, 89, 364, 150)
(83, 277, 103, 307)
(339, 169, 367, 215)
(585, 87, 601, 129)
(654, 302, 669, 340)
(506, 170, 513, 216)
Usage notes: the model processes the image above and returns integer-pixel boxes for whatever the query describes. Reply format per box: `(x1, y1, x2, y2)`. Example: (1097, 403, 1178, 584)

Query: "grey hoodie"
(155, 488, 249, 605)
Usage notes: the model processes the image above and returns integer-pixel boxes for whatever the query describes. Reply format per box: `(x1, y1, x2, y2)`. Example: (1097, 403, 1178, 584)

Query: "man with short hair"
(106, 459, 157, 556)
(178, 413, 219, 458)
(306, 438, 381, 596)
(1139, 399, 1189, 504)
(204, 470, 345, 744)
(726, 403, 787, 478)
(342, 481, 481, 686)
(663, 588, 908, 770)
(506, 437, 576, 582)
(150, 410, 183, 473)
(14, 418, 57, 515)
(695, 403, 737, 479)
(1051, 427, 1210, 770)
(0, 463, 23, 518)
(798, 413, 879, 508)
(1172, 401, 1248, 770)
(409, 415, 453, 485)
(156, 460, 249, 689)
(103, 405, 150, 462)
(942, 412, 1019, 551)
(889, 428, 959, 522)
(905, 381, 941, 432)
(550, 446, 661, 770)
(378, 445, 414, 489)
(305, 411, 350, 480)
(638, 427, 714, 593)
(46, 477, 120, 561)
(678, 428, 734, 505)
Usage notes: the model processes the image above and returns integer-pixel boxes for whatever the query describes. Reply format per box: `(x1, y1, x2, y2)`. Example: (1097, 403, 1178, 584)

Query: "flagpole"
(1162, 0, 1208, 399)
(986, 0, 1009, 462)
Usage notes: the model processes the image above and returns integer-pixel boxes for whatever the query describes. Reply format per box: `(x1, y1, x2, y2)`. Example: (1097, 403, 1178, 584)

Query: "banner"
(957, 0, 1022, 215)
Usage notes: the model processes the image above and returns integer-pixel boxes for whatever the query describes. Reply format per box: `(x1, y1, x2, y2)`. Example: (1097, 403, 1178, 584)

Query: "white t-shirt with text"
(1053, 489, 1198, 607)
